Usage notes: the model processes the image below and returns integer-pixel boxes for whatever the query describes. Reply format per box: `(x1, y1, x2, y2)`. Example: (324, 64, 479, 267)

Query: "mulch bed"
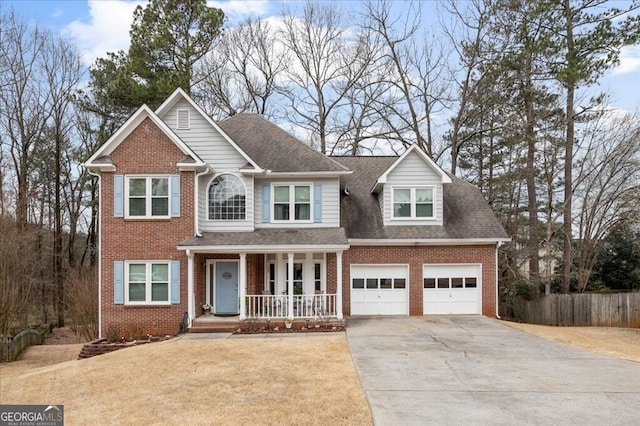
(235, 319, 345, 334)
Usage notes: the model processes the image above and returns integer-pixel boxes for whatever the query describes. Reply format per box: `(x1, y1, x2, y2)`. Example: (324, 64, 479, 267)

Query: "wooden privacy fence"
(511, 293, 640, 327)
(1, 327, 47, 362)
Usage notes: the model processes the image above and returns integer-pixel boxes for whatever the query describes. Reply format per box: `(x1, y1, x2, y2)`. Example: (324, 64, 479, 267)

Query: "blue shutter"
(262, 184, 270, 223)
(170, 261, 180, 304)
(314, 183, 322, 223)
(114, 261, 124, 304)
(114, 175, 124, 217)
(170, 175, 180, 217)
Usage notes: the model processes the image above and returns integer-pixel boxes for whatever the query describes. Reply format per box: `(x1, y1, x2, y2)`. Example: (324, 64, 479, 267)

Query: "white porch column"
(287, 253, 294, 318)
(187, 250, 194, 326)
(239, 253, 247, 320)
(336, 251, 343, 319)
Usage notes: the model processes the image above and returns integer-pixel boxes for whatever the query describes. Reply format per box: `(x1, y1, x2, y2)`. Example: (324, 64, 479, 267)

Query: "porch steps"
(189, 320, 240, 333)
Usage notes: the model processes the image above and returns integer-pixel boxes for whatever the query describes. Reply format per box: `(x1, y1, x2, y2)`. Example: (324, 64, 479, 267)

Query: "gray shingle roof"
(179, 227, 349, 248)
(218, 114, 349, 173)
(333, 156, 509, 241)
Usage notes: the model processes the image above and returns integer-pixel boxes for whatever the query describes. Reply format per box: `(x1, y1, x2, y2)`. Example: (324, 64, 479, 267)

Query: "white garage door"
(423, 264, 481, 315)
(351, 265, 408, 315)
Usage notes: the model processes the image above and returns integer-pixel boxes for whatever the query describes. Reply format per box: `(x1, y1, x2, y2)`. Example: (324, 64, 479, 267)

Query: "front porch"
(245, 292, 338, 319)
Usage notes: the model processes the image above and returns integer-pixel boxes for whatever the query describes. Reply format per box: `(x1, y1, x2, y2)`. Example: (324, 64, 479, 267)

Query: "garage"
(351, 265, 408, 315)
(423, 264, 481, 314)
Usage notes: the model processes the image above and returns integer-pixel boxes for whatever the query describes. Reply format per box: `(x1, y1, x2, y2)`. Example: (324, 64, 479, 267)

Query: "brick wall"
(342, 245, 497, 317)
(100, 118, 194, 336)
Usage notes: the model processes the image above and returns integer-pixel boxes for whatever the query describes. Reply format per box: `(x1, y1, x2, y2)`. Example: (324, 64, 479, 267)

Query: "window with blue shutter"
(314, 183, 322, 223)
(114, 261, 124, 304)
(170, 175, 180, 217)
(114, 175, 124, 217)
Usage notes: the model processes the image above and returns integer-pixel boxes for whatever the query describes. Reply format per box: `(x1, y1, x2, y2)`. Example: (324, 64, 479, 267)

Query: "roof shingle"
(218, 114, 349, 173)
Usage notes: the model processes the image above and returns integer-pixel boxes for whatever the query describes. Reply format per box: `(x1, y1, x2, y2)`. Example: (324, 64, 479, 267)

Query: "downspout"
(496, 241, 503, 319)
(194, 167, 211, 237)
(87, 169, 102, 338)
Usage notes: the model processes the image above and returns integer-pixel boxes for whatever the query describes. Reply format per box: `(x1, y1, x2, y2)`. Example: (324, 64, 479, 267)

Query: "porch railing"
(245, 293, 337, 319)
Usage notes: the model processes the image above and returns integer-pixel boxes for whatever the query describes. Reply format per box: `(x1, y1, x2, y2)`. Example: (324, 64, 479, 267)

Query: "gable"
(385, 150, 443, 186)
(110, 117, 186, 173)
(155, 88, 261, 173)
(372, 144, 451, 193)
(84, 104, 204, 171)
(158, 98, 252, 171)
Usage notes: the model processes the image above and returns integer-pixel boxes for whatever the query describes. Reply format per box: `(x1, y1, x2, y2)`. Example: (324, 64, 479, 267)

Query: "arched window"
(208, 174, 246, 220)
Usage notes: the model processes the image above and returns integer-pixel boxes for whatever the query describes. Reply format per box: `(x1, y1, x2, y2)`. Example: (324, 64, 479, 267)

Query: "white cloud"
(612, 45, 640, 75)
(63, 0, 144, 66)
(208, 0, 271, 23)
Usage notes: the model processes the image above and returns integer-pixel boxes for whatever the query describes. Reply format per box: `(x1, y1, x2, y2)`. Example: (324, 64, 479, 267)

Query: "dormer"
(372, 145, 451, 227)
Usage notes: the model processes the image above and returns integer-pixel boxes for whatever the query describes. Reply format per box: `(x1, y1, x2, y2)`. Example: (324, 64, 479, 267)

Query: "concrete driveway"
(346, 316, 640, 426)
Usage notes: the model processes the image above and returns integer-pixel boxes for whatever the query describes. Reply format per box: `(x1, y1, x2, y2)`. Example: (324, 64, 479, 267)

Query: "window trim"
(125, 175, 171, 219)
(391, 186, 435, 220)
(270, 183, 313, 223)
(125, 261, 171, 305)
(206, 173, 247, 221)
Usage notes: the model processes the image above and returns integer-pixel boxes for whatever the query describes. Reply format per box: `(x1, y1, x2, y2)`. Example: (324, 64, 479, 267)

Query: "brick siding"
(342, 245, 497, 317)
(100, 118, 194, 336)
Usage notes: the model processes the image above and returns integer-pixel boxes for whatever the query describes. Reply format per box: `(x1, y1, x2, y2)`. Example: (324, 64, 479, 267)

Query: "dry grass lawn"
(503, 321, 640, 363)
(5, 322, 637, 425)
(1, 335, 372, 425)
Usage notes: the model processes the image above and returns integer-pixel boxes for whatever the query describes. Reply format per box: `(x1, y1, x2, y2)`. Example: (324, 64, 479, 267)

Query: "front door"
(215, 261, 238, 314)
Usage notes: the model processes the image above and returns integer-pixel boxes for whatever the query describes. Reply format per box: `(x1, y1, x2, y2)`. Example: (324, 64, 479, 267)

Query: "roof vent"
(177, 109, 190, 130)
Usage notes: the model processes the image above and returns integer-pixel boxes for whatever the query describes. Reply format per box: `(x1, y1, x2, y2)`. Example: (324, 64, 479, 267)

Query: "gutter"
(348, 238, 511, 246)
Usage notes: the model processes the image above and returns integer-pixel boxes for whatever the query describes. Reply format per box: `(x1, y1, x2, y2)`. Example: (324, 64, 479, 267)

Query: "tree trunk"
(524, 64, 540, 297)
(561, 0, 575, 294)
(55, 132, 65, 327)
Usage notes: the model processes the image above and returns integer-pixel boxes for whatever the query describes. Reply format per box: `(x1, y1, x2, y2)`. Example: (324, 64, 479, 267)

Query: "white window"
(272, 184, 312, 222)
(126, 176, 170, 218)
(126, 262, 170, 304)
(208, 174, 246, 220)
(393, 187, 434, 219)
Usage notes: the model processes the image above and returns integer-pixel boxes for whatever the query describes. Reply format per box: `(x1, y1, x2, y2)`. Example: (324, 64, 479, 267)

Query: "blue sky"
(2, 0, 639, 113)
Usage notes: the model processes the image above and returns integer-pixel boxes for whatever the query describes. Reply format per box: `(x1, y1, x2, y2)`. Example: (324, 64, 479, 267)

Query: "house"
(84, 88, 509, 337)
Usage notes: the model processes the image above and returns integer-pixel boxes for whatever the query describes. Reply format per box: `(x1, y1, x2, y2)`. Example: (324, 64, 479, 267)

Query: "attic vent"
(177, 109, 190, 130)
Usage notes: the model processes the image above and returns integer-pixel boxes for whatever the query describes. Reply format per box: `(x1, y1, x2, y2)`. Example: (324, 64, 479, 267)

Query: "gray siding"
(160, 99, 249, 171)
(383, 150, 444, 226)
(255, 177, 340, 228)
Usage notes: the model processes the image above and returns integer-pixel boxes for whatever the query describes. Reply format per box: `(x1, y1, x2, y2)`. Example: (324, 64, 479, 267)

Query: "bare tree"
(196, 18, 287, 119)
(0, 216, 37, 341)
(361, 0, 449, 157)
(42, 32, 83, 327)
(573, 110, 640, 292)
(441, 0, 491, 173)
(0, 12, 51, 229)
(280, 1, 372, 154)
